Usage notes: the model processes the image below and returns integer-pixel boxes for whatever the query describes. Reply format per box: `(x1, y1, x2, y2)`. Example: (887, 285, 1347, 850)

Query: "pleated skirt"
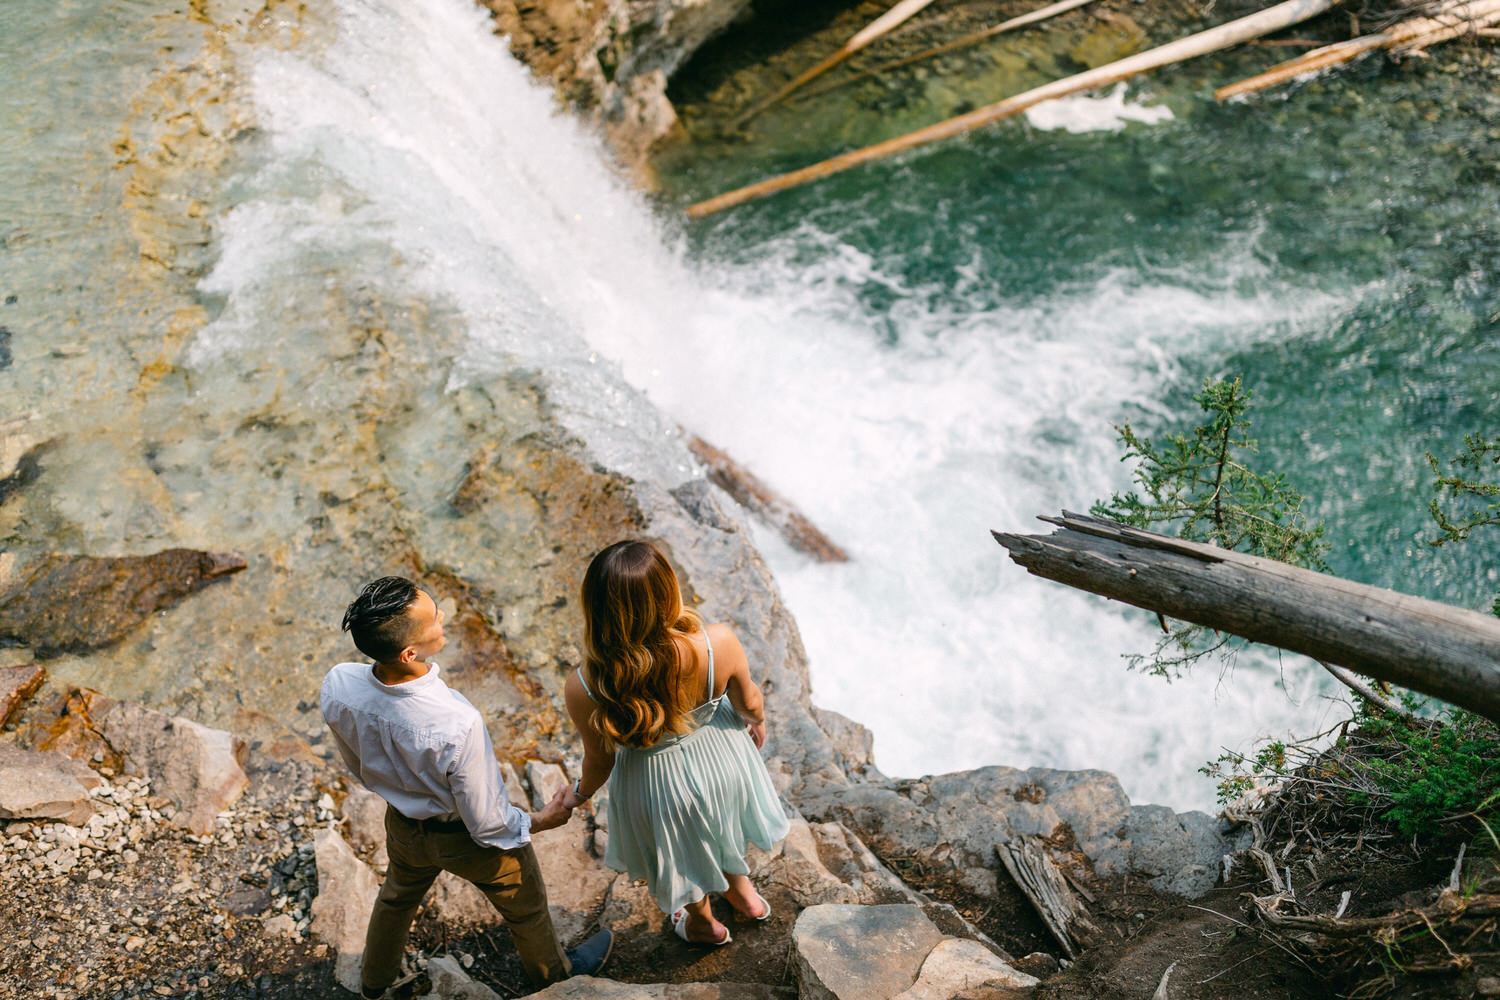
(603, 698, 791, 914)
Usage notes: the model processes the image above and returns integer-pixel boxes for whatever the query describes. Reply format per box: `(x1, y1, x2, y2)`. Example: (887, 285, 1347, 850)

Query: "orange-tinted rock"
(0, 662, 45, 727)
(0, 548, 246, 657)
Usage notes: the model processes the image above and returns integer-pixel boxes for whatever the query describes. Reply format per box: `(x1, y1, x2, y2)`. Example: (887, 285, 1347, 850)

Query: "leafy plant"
(1092, 376, 1328, 675)
(1428, 433, 1500, 615)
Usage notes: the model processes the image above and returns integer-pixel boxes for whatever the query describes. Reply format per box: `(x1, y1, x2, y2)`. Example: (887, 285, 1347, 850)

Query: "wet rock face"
(0, 548, 246, 657)
(476, 0, 753, 171)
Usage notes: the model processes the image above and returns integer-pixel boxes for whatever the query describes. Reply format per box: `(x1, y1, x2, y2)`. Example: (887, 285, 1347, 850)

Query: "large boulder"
(801, 766, 1233, 902)
(97, 698, 249, 835)
(0, 743, 101, 825)
(793, 904, 947, 1000)
(311, 828, 381, 993)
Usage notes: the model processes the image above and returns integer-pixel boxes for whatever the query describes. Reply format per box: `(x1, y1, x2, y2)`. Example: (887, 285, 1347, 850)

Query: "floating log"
(733, 0, 941, 128)
(1217, 0, 1500, 100)
(789, 0, 1100, 108)
(992, 512, 1500, 724)
(686, 435, 849, 563)
(996, 838, 1102, 959)
(689, 0, 1340, 219)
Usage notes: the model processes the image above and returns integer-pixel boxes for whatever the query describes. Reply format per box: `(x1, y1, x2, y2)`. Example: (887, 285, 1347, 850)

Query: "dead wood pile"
(1224, 716, 1500, 997)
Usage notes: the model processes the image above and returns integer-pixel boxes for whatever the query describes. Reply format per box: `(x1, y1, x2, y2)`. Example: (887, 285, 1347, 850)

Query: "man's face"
(402, 590, 446, 662)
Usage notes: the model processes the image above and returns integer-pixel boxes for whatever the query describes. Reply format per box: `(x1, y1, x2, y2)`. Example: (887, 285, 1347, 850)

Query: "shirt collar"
(365, 661, 442, 695)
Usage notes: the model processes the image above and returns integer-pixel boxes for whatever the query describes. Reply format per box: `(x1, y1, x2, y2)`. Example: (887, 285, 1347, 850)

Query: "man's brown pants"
(362, 807, 570, 993)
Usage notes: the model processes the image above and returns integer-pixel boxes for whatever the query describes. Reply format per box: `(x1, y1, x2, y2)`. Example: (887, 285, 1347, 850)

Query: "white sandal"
(671, 909, 731, 947)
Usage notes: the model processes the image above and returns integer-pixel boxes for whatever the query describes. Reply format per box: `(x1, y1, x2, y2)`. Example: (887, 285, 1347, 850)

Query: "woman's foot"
(723, 883, 771, 921)
(671, 909, 731, 946)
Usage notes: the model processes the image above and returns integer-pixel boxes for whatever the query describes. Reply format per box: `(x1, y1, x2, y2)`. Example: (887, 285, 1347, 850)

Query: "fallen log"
(788, 0, 1100, 108)
(686, 435, 849, 563)
(689, 0, 1340, 219)
(1216, 0, 1500, 100)
(732, 0, 941, 128)
(991, 511, 1500, 724)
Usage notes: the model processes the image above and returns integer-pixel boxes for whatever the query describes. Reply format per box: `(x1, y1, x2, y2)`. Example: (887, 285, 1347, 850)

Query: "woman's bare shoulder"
(704, 622, 748, 669)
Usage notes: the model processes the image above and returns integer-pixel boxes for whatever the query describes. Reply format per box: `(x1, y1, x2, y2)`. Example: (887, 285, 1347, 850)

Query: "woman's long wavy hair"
(580, 540, 703, 750)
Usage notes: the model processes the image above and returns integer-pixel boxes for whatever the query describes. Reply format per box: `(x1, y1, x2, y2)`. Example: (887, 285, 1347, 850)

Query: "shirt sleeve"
(447, 716, 532, 849)
(320, 676, 365, 778)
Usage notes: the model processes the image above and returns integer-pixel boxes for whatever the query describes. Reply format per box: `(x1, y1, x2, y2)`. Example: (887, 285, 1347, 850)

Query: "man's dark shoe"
(566, 928, 613, 977)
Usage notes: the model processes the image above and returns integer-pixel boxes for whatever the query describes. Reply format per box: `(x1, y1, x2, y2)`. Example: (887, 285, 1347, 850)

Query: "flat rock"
(0, 662, 45, 727)
(0, 548, 246, 657)
(793, 904, 946, 1000)
(97, 698, 249, 834)
(891, 939, 1038, 1000)
(311, 828, 380, 992)
(0, 742, 101, 825)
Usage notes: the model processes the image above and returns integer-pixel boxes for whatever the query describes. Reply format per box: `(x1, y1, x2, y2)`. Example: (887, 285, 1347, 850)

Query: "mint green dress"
(578, 634, 790, 914)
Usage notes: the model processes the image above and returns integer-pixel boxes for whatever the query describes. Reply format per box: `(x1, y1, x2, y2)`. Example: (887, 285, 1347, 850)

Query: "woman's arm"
(563, 670, 616, 807)
(712, 625, 768, 749)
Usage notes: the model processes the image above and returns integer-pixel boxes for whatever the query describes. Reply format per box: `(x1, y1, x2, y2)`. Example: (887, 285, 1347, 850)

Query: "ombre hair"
(580, 540, 704, 749)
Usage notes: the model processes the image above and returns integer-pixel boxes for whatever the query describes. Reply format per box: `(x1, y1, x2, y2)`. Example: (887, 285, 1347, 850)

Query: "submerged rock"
(0, 548, 246, 657)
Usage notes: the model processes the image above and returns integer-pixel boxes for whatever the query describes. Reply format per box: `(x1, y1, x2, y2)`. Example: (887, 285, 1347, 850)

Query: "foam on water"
(207, 0, 1364, 809)
(1023, 83, 1175, 133)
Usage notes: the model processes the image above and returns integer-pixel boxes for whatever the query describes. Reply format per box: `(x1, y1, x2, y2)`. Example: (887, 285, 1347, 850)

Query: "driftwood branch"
(996, 838, 1102, 959)
(688, 0, 1340, 218)
(1217, 0, 1500, 99)
(685, 435, 848, 562)
(788, 0, 1100, 108)
(992, 511, 1500, 724)
(732, 0, 940, 127)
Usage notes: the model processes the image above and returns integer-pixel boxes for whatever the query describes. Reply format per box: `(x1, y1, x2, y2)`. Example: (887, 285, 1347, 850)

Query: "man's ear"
(398, 645, 418, 664)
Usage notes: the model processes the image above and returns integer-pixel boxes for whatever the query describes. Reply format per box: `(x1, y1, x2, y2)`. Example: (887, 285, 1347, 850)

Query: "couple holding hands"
(321, 540, 790, 998)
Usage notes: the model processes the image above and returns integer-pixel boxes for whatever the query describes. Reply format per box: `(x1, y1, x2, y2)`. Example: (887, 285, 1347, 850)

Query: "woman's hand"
(562, 782, 590, 811)
(746, 719, 766, 749)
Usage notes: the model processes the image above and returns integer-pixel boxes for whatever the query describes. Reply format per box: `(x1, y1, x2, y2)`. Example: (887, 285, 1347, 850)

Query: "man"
(322, 576, 610, 998)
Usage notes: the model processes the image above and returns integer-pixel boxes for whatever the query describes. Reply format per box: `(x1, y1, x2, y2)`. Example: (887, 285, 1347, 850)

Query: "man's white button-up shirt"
(320, 661, 531, 849)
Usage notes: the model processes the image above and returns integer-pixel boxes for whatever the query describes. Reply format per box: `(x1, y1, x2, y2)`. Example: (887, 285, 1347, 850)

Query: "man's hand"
(529, 786, 574, 833)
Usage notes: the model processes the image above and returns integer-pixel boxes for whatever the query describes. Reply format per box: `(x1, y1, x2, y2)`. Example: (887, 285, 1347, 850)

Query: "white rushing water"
(209, 0, 1355, 810)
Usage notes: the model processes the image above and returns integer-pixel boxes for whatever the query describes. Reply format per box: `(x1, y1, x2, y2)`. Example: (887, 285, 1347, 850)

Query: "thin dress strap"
(576, 666, 596, 702)
(703, 631, 716, 702)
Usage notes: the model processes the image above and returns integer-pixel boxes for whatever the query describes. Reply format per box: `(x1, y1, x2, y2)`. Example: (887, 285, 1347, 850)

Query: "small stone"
(125, 936, 146, 952)
(1476, 977, 1500, 997)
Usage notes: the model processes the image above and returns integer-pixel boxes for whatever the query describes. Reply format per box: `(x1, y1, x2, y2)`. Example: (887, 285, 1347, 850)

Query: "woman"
(562, 540, 790, 946)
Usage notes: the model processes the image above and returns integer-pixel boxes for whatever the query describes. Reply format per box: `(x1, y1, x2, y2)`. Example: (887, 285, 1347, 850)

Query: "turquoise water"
(669, 55, 1500, 607)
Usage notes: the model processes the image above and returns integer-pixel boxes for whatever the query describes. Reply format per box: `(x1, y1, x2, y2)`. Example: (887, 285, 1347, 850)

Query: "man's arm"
(448, 718, 572, 847)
